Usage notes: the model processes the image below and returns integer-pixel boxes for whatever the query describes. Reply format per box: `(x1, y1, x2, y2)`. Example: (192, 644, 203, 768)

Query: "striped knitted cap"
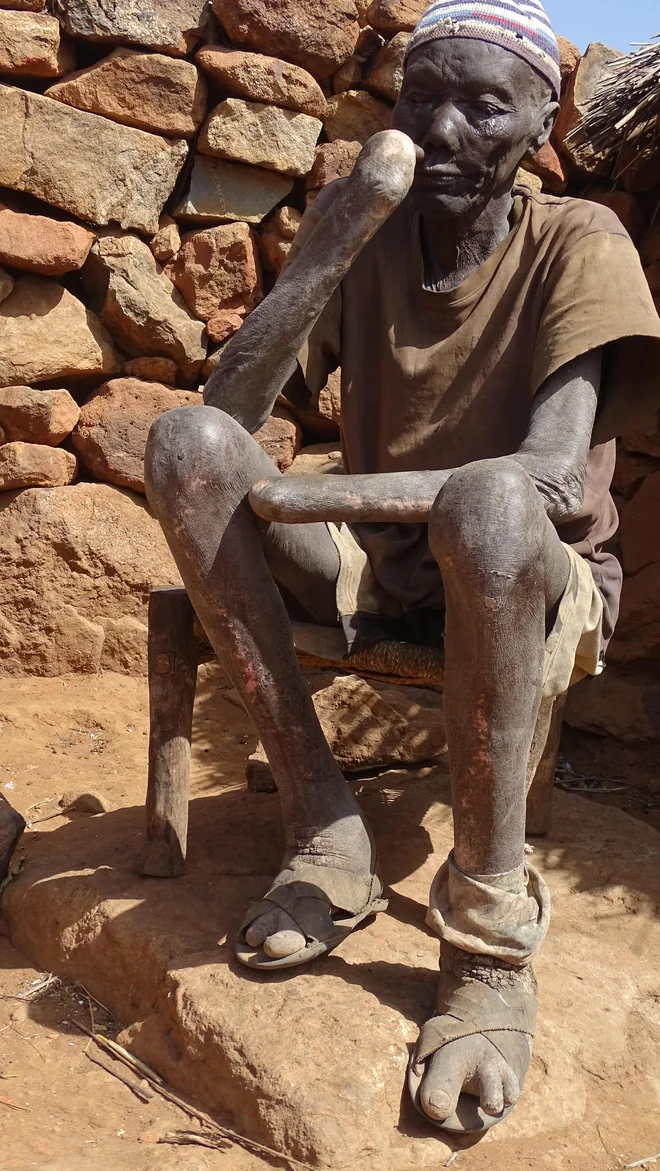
(405, 1, 561, 99)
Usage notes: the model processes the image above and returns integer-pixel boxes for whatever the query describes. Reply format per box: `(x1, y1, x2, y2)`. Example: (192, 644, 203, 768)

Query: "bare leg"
(146, 131, 417, 960)
(420, 458, 569, 1121)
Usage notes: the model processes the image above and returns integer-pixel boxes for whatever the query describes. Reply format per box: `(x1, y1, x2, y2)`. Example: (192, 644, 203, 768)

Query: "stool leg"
(138, 588, 198, 878)
(525, 690, 567, 837)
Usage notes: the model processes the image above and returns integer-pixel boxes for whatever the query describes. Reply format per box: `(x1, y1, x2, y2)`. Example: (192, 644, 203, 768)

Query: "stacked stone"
(0, 0, 657, 777)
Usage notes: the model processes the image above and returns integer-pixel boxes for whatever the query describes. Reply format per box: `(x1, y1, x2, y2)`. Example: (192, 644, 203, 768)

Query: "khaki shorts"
(328, 522, 604, 699)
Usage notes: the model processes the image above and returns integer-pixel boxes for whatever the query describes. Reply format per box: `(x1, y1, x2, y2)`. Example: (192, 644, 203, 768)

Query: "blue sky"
(544, 0, 658, 53)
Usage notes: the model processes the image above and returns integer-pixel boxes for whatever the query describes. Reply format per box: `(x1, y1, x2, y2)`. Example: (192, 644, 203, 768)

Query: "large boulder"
(0, 442, 76, 490)
(367, 0, 426, 34)
(0, 10, 74, 77)
(0, 276, 117, 388)
(323, 90, 391, 143)
(0, 85, 188, 234)
(149, 215, 181, 263)
(175, 155, 293, 225)
(365, 30, 409, 102)
(196, 46, 326, 118)
(46, 48, 207, 138)
(55, 0, 209, 56)
(72, 378, 201, 493)
(164, 221, 262, 323)
(82, 234, 207, 381)
(0, 0, 46, 8)
(0, 386, 80, 445)
(253, 405, 302, 471)
(565, 668, 660, 743)
(0, 203, 96, 275)
(212, 0, 360, 82)
(554, 42, 621, 175)
(0, 268, 13, 305)
(619, 471, 660, 576)
(608, 564, 660, 664)
(305, 140, 361, 190)
(0, 482, 181, 675)
(199, 98, 322, 178)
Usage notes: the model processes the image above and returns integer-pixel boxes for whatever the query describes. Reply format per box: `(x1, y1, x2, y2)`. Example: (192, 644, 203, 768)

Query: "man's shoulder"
(519, 188, 632, 246)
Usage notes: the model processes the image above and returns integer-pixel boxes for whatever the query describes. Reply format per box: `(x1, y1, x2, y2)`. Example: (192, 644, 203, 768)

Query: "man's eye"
(406, 91, 431, 104)
(474, 102, 503, 116)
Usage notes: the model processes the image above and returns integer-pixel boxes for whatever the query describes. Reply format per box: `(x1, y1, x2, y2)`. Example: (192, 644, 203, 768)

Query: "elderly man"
(145, 0, 660, 1136)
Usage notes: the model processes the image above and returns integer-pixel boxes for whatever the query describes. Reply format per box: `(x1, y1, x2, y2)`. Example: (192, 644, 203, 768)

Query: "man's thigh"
(259, 514, 340, 627)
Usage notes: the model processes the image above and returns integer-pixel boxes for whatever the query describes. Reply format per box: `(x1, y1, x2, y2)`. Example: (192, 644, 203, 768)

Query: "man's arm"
(249, 350, 602, 525)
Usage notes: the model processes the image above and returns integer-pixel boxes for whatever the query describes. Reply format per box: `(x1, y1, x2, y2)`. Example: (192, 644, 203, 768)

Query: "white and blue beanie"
(405, 0, 562, 99)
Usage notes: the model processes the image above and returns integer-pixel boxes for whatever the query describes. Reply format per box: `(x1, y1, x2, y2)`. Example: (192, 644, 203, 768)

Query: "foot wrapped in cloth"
(410, 853, 550, 1133)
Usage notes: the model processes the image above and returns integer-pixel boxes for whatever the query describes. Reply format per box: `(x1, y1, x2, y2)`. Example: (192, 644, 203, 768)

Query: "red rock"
(587, 190, 645, 243)
(0, 11, 74, 78)
(619, 471, 660, 575)
(608, 563, 660, 664)
(164, 221, 262, 324)
(122, 357, 178, 385)
(556, 35, 580, 83)
(196, 46, 326, 118)
(71, 378, 201, 494)
(366, 30, 409, 102)
(205, 306, 248, 344)
(56, 0, 208, 57)
(524, 141, 567, 194)
(0, 482, 181, 675)
(149, 215, 181, 264)
(0, 386, 79, 445)
(554, 42, 622, 176)
(0, 441, 76, 489)
(0, 0, 46, 8)
(612, 449, 660, 499)
(367, 0, 426, 34)
(254, 405, 302, 471)
(622, 417, 660, 459)
(0, 267, 14, 305)
(305, 140, 361, 189)
(333, 56, 363, 94)
(199, 98, 322, 178)
(46, 48, 207, 139)
(212, 0, 360, 82)
(324, 90, 391, 143)
(260, 206, 302, 275)
(645, 262, 660, 297)
(565, 667, 660, 743)
(621, 136, 660, 195)
(0, 203, 96, 276)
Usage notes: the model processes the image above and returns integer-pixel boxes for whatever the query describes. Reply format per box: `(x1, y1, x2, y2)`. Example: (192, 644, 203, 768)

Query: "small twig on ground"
(19, 974, 59, 1002)
(625, 1155, 660, 1169)
(85, 1050, 153, 1103)
(76, 983, 112, 1018)
(0, 1094, 28, 1111)
(74, 1019, 316, 1171)
(160, 1131, 232, 1153)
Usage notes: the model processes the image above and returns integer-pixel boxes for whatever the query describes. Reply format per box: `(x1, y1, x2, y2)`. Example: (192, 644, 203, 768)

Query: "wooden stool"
(138, 586, 566, 878)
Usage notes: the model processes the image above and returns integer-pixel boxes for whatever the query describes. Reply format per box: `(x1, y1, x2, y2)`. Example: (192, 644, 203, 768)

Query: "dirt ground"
(0, 666, 659, 1171)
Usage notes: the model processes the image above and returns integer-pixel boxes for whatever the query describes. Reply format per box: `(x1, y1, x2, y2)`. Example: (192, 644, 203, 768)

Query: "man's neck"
(420, 187, 516, 293)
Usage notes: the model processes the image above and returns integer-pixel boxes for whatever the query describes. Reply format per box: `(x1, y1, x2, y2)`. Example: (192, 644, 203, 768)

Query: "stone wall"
(0, 2, 657, 770)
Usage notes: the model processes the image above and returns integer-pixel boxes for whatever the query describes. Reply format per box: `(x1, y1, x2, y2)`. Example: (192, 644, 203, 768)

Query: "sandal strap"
(416, 978, 537, 1065)
(240, 867, 384, 944)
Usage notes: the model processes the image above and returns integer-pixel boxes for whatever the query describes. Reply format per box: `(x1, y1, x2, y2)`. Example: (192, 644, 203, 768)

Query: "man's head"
(392, 0, 560, 219)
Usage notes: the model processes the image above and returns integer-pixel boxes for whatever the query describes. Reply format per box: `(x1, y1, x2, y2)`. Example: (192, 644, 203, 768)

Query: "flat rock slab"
(4, 768, 660, 1168)
(176, 155, 293, 225)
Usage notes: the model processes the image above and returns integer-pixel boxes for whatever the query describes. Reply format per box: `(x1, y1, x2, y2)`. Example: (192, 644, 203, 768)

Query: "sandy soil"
(0, 667, 659, 1171)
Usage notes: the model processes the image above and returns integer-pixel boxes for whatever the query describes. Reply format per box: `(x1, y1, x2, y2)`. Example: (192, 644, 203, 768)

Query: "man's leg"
(419, 457, 570, 1121)
(146, 407, 375, 960)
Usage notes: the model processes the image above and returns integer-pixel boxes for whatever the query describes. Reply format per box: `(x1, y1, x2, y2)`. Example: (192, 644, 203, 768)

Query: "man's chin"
(409, 186, 482, 220)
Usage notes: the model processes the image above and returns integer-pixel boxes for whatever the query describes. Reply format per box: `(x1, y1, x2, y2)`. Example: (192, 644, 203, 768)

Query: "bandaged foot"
(413, 944, 537, 1131)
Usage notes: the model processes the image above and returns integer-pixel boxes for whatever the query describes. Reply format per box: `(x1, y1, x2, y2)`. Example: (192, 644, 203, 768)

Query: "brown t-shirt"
(286, 185, 660, 642)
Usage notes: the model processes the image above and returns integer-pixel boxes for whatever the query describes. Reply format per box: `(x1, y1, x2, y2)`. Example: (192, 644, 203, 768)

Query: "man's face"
(392, 38, 558, 220)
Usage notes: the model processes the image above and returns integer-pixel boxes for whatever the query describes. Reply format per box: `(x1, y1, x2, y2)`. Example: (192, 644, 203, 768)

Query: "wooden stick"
(138, 587, 198, 878)
(85, 1050, 153, 1102)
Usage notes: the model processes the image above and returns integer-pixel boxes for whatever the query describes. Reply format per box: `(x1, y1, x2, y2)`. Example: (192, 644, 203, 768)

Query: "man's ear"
(528, 100, 560, 153)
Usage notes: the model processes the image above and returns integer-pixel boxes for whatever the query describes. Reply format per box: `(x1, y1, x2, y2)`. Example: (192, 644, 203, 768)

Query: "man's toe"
(420, 1052, 462, 1121)
(501, 1063, 521, 1108)
(263, 929, 307, 959)
(476, 1064, 505, 1116)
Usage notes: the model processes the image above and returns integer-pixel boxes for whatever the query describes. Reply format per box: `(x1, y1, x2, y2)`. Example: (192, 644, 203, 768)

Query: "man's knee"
(429, 458, 543, 581)
(145, 406, 261, 515)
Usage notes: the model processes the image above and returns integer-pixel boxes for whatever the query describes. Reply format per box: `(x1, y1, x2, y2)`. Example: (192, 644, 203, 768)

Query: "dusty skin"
(145, 37, 602, 1131)
(0, 670, 660, 1170)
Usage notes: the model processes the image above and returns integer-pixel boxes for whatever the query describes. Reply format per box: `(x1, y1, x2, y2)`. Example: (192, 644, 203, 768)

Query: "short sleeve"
(532, 226, 660, 443)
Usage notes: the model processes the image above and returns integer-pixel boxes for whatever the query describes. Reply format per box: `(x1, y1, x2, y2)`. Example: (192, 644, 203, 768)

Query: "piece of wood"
(138, 587, 198, 878)
(525, 690, 567, 836)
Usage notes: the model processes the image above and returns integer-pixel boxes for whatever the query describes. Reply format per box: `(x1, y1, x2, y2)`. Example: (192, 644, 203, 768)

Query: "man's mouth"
(412, 168, 476, 192)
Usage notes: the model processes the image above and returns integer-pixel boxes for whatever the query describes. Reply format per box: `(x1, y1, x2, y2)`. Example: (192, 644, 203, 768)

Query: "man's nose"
(423, 102, 461, 154)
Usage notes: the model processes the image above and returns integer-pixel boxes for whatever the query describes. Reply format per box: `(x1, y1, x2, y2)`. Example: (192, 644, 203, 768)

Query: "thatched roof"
(567, 35, 660, 180)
